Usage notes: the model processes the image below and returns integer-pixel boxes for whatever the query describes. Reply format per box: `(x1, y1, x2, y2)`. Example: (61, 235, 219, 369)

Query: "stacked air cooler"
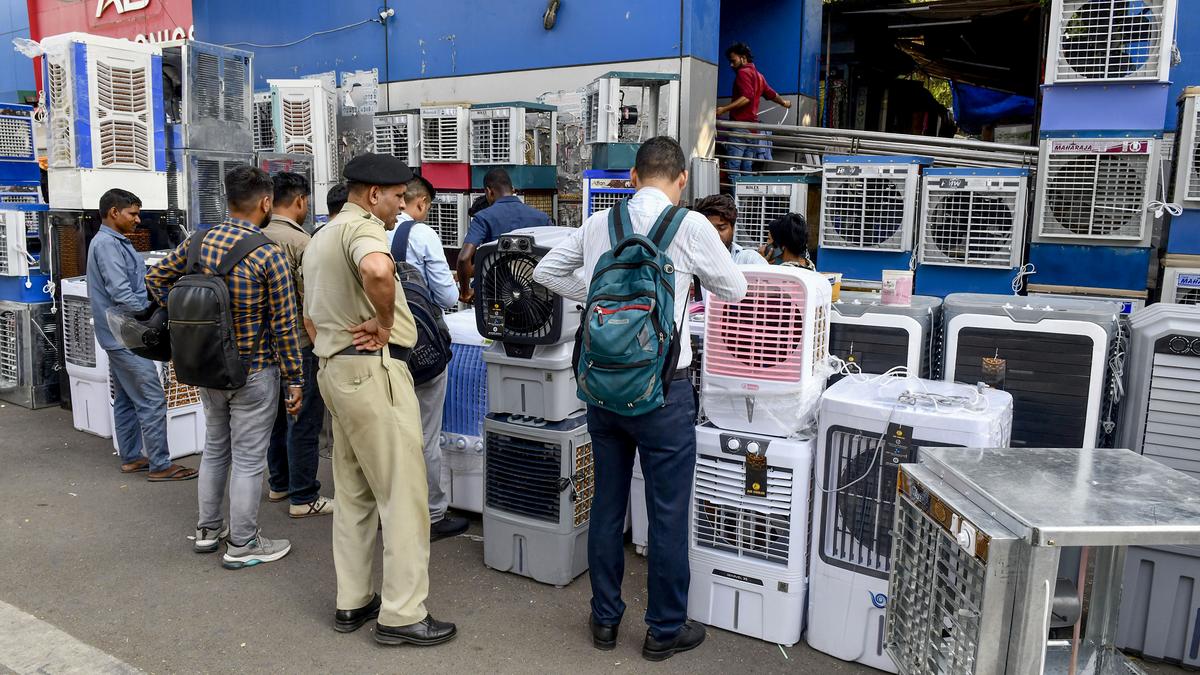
(469, 102, 558, 211)
(806, 376, 1013, 671)
(1115, 303, 1200, 668)
(60, 277, 111, 437)
(1164, 89, 1200, 301)
(916, 168, 1030, 296)
(160, 40, 255, 233)
(688, 265, 831, 646)
(439, 311, 489, 514)
(818, 155, 931, 287)
(941, 293, 1121, 448)
(0, 103, 50, 304)
(475, 226, 590, 586)
(582, 72, 680, 170)
(420, 105, 471, 192)
(41, 33, 168, 211)
(732, 173, 818, 250)
(829, 291, 942, 384)
(1030, 0, 1178, 300)
(269, 79, 339, 222)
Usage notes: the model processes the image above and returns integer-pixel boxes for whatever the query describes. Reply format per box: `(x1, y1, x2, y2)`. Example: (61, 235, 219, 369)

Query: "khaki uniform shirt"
(302, 202, 418, 358)
(263, 214, 312, 348)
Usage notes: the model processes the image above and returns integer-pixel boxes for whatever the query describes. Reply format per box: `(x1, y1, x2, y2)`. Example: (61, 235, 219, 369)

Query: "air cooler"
(373, 112, 420, 168)
(818, 156, 931, 284)
(257, 152, 315, 229)
(269, 79, 338, 216)
(0, 300, 59, 409)
(583, 169, 634, 217)
(475, 227, 583, 422)
(829, 291, 942, 384)
(427, 192, 469, 247)
(941, 293, 1120, 448)
(0, 103, 37, 181)
(1162, 267, 1200, 304)
(807, 376, 1013, 672)
(252, 92, 274, 153)
(916, 168, 1029, 297)
(732, 173, 818, 250)
(420, 105, 470, 164)
(159, 40, 253, 153)
(439, 311, 489, 514)
(688, 426, 815, 646)
(1046, 0, 1176, 85)
(166, 149, 254, 232)
(482, 413, 593, 586)
(702, 265, 831, 438)
(41, 33, 168, 210)
(60, 277, 111, 438)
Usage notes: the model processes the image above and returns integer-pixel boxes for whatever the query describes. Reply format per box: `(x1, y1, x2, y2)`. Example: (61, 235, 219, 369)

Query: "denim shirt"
(86, 225, 151, 351)
(462, 195, 553, 247)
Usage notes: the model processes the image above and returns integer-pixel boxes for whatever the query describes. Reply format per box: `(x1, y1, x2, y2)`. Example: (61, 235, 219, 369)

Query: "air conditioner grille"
(735, 193, 792, 249)
(1054, 0, 1167, 82)
(471, 117, 513, 164)
(1042, 151, 1150, 239)
(705, 276, 807, 381)
(485, 432, 563, 523)
(921, 190, 1018, 267)
(62, 296, 96, 369)
(0, 119, 32, 159)
(0, 309, 17, 387)
(822, 175, 907, 250)
(193, 52, 221, 119)
(693, 453, 794, 566)
(223, 57, 247, 123)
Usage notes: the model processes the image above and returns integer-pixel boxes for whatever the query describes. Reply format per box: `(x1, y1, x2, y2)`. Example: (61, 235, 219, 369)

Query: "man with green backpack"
(533, 137, 747, 662)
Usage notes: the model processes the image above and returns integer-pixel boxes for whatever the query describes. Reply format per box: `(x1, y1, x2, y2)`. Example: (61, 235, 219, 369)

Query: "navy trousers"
(586, 377, 696, 640)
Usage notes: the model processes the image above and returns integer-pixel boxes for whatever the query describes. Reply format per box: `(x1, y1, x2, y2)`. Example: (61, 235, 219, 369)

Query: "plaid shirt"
(145, 218, 304, 386)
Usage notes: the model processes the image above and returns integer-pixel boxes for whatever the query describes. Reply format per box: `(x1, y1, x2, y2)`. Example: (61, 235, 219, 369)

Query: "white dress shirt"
(389, 213, 460, 310)
(533, 187, 748, 368)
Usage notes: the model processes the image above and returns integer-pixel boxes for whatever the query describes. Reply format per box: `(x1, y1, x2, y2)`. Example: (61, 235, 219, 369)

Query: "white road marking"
(0, 600, 141, 674)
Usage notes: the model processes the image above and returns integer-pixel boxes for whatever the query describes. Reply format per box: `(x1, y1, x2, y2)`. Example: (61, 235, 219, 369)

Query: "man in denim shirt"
(86, 189, 197, 482)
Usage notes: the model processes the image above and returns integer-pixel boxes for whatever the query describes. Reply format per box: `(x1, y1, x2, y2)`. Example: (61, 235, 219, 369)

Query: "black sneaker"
(430, 514, 469, 542)
(642, 621, 706, 662)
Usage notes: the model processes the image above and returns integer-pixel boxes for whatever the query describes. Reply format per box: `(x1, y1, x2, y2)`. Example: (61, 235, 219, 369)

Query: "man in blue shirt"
(455, 168, 553, 304)
(389, 175, 469, 541)
(86, 189, 197, 482)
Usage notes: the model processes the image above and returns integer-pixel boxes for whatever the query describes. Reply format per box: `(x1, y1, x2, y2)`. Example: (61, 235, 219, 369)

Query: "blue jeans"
(107, 347, 171, 472)
(267, 345, 325, 505)
(586, 378, 697, 640)
(724, 134, 770, 174)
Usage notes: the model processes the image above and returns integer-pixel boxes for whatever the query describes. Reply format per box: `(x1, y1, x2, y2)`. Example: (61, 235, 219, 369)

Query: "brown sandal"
(120, 458, 150, 473)
(147, 465, 199, 482)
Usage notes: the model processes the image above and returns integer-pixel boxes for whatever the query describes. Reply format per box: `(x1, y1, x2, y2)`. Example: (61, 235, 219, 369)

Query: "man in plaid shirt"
(147, 166, 304, 569)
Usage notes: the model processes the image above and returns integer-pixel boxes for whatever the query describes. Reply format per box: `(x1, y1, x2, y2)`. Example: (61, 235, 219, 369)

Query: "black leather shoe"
(375, 614, 458, 646)
(590, 616, 618, 650)
(642, 621, 706, 661)
(430, 514, 470, 542)
(334, 594, 381, 633)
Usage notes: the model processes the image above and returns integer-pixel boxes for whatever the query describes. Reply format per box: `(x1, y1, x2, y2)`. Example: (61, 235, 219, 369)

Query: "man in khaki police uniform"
(302, 153, 457, 646)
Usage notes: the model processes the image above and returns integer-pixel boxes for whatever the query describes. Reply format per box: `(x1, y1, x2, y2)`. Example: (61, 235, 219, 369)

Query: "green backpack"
(573, 199, 687, 416)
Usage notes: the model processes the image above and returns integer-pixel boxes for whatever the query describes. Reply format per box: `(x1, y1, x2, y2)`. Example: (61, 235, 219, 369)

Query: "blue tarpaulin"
(951, 81, 1036, 134)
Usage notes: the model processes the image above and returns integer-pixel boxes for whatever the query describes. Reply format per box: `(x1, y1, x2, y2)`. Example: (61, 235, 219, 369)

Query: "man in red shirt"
(716, 43, 792, 174)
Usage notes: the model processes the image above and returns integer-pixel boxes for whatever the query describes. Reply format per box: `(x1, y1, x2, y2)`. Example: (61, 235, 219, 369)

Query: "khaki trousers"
(319, 352, 430, 626)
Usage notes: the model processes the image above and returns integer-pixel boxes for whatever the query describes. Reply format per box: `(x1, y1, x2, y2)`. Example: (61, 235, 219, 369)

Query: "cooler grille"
(887, 492, 987, 674)
(1053, 0, 1168, 82)
(735, 193, 792, 249)
(62, 296, 96, 368)
(1041, 150, 1150, 239)
(485, 431, 563, 523)
(821, 173, 908, 250)
(693, 453, 794, 566)
(705, 275, 807, 382)
(0, 309, 17, 387)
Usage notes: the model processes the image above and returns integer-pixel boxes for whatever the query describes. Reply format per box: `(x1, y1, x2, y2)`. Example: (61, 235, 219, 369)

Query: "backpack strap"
(391, 220, 416, 263)
(215, 232, 274, 276)
(607, 198, 632, 248)
(647, 205, 687, 251)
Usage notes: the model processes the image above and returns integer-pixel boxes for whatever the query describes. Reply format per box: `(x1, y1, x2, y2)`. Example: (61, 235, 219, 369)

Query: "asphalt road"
(0, 403, 1187, 674)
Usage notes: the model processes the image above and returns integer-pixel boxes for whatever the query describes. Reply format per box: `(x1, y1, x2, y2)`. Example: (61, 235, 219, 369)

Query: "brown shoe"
(120, 458, 150, 473)
(147, 464, 198, 482)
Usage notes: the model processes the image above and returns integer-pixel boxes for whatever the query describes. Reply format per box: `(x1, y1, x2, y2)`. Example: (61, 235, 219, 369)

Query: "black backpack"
(167, 231, 274, 390)
(390, 221, 453, 386)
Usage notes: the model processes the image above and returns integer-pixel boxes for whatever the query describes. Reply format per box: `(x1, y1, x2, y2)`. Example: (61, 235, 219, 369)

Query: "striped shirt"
(532, 187, 748, 368)
(145, 218, 304, 386)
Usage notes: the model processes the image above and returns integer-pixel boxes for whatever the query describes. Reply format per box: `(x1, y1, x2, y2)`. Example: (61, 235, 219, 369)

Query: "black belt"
(335, 344, 412, 362)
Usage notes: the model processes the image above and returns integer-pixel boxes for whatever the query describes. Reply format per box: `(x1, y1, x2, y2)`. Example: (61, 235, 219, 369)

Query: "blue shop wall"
(1166, 10, 1200, 130)
(194, 0, 720, 90)
(0, 0, 33, 102)
(717, 0, 820, 99)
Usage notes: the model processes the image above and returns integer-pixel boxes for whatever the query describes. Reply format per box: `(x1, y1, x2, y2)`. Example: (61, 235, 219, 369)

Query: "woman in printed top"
(760, 213, 816, 270)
